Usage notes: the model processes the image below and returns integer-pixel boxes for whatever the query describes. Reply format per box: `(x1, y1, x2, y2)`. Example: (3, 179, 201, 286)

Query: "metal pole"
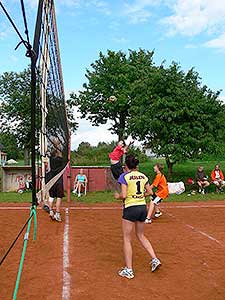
(31, 56, 37, 207)
(67, 132, 71, 203)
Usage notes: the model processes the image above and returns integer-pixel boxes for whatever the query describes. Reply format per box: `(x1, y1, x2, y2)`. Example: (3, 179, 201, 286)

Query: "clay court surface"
(0, 201, 225, 300)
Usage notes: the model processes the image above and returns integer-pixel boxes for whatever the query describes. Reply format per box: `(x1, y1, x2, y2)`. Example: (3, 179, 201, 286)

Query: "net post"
(31, 55, 37, 207)
(67, 131, 71, 203)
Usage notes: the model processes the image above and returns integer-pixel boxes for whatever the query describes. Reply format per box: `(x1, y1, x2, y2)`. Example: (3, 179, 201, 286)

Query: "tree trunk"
(165, 156, 174, 178)
(24, 147, 30, 165)
(118, 113, 126, 142)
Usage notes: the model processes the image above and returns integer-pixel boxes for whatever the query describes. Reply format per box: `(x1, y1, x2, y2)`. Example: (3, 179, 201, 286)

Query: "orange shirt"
(211, 169, 224, 181)
(151, 173, 169, 199)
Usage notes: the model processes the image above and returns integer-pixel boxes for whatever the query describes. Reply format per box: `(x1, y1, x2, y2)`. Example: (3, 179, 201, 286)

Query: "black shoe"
(42, 204, 50, 213)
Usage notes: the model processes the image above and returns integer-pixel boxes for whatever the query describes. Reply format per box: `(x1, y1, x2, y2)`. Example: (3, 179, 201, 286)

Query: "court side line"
(166, 211, 225, 248)
(70, 204, 225, 210)
(0, 204, 225, 210)
(62, 208, 70, 300)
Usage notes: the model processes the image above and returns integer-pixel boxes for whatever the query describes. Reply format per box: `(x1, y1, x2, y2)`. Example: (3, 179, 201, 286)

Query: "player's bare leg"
(135, 222, 161, 272)
(145, 201, 155, 223)
(154, 205, 162, 218)
(54, 197, 62, 222)
(122, 219, 134, 269)
(78, 183, 81, 197)
(48, 197, 55, 219)
(118, 219, 135, 279)
(135, 222, 156, 258)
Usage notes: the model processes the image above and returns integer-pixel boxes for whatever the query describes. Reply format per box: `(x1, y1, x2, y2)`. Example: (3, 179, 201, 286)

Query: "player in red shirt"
(109, 140, 133, 180)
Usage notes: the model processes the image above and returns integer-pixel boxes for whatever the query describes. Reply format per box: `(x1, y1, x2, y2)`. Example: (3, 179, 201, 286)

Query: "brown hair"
(155, 163, 164, 172)
(125, 154, 139, 169)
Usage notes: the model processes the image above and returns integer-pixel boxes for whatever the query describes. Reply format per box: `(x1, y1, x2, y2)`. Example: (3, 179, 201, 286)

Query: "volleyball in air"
(108, 95, 117, 103)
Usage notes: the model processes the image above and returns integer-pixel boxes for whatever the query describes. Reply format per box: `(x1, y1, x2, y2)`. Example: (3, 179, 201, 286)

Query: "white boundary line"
(0, 204, 225, 210)
(62, 208, 70, 300)
(166, 211, 225, 248)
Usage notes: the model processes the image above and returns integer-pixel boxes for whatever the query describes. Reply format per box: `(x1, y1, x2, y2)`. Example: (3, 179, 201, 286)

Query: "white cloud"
(162, 0, 225, 37)
(219, 95, 225, 103)
(66, 89, 117, 149)
(71, 119, 117, 150)
(124, 0, 161, 24)
(0, 30, 8, 40)
(112, 36, 128, 43)
(204, 32, 225, 51)
(57, 0, 111, 16)
(90, 0, 111, 15)
(185, 43, 198, 49)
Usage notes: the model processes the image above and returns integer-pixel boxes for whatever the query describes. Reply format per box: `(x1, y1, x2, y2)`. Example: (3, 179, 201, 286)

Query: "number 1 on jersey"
(136, 181, 142, 195)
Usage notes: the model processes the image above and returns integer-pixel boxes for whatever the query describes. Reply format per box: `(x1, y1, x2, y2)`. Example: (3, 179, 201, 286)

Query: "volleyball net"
(0, 1, 69, 298)
(34, 0, 70, 204)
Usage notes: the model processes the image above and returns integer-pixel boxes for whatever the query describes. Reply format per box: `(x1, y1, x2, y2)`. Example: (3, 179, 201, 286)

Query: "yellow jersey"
(118, 171, 149, 208)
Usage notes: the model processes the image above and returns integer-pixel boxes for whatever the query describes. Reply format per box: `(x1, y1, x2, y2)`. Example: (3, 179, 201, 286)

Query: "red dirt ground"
(0, 202, 225, 300)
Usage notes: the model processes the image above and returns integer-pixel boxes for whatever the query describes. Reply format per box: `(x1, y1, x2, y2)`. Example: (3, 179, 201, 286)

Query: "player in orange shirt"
(145, 163, 169, 224)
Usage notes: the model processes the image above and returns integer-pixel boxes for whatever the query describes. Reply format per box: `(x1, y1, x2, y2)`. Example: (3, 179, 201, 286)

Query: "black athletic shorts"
(111, 162, 123, 180)
(49, 177, 64, 199)
(152, 193, 162, 205)
(123, 205, 147, 222)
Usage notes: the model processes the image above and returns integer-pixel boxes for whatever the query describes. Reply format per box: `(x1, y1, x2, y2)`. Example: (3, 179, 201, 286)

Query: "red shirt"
(109, 145, 125, 161)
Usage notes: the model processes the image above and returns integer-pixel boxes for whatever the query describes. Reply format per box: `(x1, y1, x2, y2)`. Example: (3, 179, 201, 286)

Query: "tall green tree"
(0, 132, 20, 159)
(69, 49, 156, 140)
(129, 62, 225, 175)
(0, 68, 77, 164)
(0, 68, 31, 164)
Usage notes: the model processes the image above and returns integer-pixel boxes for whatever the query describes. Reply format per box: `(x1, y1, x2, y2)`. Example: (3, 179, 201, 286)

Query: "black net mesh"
(33, 0, 69, 201)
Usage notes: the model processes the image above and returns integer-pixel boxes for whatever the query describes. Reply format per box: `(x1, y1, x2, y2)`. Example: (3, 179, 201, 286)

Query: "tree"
(69, 49, 156, 140)
(128, 62, 225, 175)
(0, 68, 77, 164)
(0, 69, 31, 164)
(0, 132, 21, 159)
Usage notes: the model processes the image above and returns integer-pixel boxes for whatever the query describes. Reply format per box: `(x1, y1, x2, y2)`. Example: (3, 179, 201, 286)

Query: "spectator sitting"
(211, 164, 225, 192)
(195, 166, 210, 194)
(73, 169, 88, 197)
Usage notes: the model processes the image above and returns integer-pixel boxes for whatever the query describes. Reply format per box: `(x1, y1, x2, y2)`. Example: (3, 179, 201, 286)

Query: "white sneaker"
(118, 267, 134, 279)
(49, 209, 54, 220)
(145, 218, 152, 224)
(54, 212, 62, 222)
(151, 258, 161, 272)
(154, 211, 162, 218)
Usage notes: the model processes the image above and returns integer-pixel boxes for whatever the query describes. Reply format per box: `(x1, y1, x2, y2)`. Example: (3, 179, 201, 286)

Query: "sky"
(0, 0, 225, 149)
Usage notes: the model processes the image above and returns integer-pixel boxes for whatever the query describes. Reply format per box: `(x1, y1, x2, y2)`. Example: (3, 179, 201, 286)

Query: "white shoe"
(154, 211, 162, 218)
(49, 209, 54, 220)
(54, 212, 62, 222)
(151, 258, 161, 272)
(145, 218, 152, 224)
(118, 267, 134, 279)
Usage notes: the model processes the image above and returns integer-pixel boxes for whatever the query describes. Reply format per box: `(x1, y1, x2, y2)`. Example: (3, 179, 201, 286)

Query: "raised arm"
(123, 140, 134, 153)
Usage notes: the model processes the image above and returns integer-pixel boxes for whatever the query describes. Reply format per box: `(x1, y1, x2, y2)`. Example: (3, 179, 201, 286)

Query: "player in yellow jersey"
(115, 155, 161, 279)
